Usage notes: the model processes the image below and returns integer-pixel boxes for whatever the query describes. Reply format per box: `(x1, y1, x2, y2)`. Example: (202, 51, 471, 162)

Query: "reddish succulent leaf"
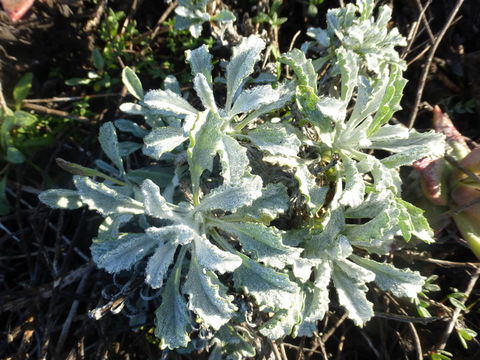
(413, 157, 448, 206)
(459, 147, 480, 174)
(432, 105, 470, 160)
(450, 147, 480, 184)
(1, 0, 35, 22)
(451, 184, 480, 224)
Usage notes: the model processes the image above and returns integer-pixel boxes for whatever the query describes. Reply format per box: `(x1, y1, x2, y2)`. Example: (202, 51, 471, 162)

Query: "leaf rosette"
(38, 0, 447, 354)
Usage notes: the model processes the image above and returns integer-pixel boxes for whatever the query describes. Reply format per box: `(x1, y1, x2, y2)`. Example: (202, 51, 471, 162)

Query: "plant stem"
(407, 0, 465, 128)
(437, 268, 480, 350)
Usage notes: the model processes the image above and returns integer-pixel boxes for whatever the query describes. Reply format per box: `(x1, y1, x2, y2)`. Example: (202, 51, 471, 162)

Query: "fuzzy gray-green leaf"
(186, 44, 213, 85)
(280, 49, 317, 91)
(228, 85, 279, 117)
(99, 122, 124, 174)
(339, 156, 364, 208)
(336, 48, 359, 104)
(188, 110, 224, 198)
(375, 130, 445, 168)
(145, 241, 177, 289)
(226, 36, 265, 111)
(73, 177, 143, 216)
(155, 263, 191, 349)
(369, 65, 406, 135)
(97, 214, 132, 240)
(233, 256, 299, 310)
(193, 235, 242, 274)
(259, 291, 303, 339)
(183, 256, 237, 330)
(351, 254, 424, 298)
(91, 233, 155, 273)
(39, 189, 83, 209)
(297, 260, 332, 336)
(114, 119, 148, 138)
(396, 197, 434, 243)
(194, 73, 217, 112)
(143, 127, 187, 160)
(332, 260, 375, 326)
(248, 123, 301, 157)
(141, 179, 174, 219)
(196, 176, 263, 213)
(232, 183, 289, 224)
(218, 222, 301, 268)
(144, 89, 198, 117)
(348, 70, 389, 127)
(218, 135, 250, 186)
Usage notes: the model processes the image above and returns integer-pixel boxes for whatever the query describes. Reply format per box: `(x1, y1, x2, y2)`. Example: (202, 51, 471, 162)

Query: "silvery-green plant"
(174, 0, 235, 38)
(39, 0, 446, 357)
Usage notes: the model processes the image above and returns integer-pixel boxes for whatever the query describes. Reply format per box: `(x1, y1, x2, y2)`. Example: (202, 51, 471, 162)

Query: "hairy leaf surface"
(184, 256, 237, 330)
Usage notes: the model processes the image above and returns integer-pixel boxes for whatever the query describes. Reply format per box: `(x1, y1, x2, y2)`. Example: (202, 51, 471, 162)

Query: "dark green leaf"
(13, 72, 33, 109)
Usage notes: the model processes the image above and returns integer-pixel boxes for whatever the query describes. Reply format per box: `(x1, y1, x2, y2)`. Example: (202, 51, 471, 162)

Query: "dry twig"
(149, 1, 178, 43)
(407, 0, 465, 128)
(21, 103, 90, 123)
(414, 0, 435, 44)
(402, 0, 432, 59)
(437, 268, 480, 351)
(386, 293, 423, 360)
(23, 93, 119, 103)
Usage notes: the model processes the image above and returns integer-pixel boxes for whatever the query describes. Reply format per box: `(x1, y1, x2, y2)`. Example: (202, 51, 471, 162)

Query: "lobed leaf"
(348, 69, 390, 128)
(259, 291, 303, 339)
(193, 235, 242, 274)
(188, 110, 224, 199)
(351, 254, 424, 298)
(73, 176, 143, 216)
(229, 85, 280, 117)
(146, 225, 197, 246)
(186, 45, 213, 85)
(369, 65, 407, 135)
(238, 82, 294, 127)
(91, 233, 155, 273)
(218, 221, 302, 268)
(183, 256, 237, 330)
(295, 163, 329, 213)
(232, 183, 289, 224)
(226, 36, 265, 111)
(332, 260, 375, 326)
(145, 241, 177, 289)
(143, 127, 187, 160)
(280, 49, 317, 91)
(339, 156, 365, 208)
(155, 257, 192, 350)
(248, 123, 301, 157)
(196, 176, 263, 213)
(297, 260, 332, 336)
(336, 48, 359, 104)
(377, 130, 446, 168)
(396, 197, 434, 243)
(194, 73, 217, 112)
(218, 135, 250, 186)
(144, 89, 198, 117)
(233, 256, 299, 310)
